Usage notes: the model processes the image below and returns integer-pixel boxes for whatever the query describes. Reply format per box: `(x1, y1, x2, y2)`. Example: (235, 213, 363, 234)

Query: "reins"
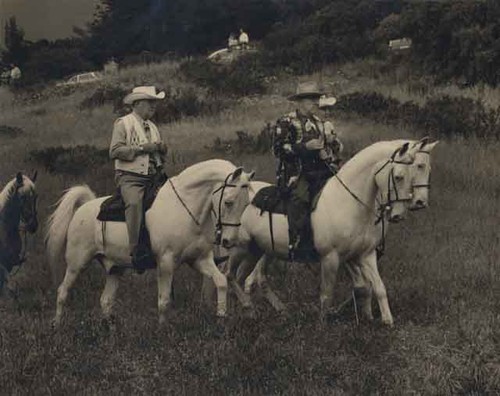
(169, 170, 245, 247)
(334, 149, 413, 221)
(333, 149, 414, 259)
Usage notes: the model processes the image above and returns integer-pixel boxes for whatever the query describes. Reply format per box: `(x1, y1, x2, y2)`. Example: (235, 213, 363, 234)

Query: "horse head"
(409, 137, 439, 211)
(212, 166, 255, 249)
(374, 142, 418, 223)
(15, 170, 39, 233)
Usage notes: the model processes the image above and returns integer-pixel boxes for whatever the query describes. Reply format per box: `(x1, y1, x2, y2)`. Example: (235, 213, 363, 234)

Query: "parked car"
(56, 71, 103, 87)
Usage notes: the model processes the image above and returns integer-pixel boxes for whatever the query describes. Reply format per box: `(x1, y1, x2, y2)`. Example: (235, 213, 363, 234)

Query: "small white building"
(389, 38, 412, 51)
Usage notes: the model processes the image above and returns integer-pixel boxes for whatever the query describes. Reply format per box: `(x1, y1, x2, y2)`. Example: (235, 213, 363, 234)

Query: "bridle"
(335, 147, 414, 218)
(211, 172, 247, 246)
(168, 171, 247, 247)
(374, 153, 414, 212)
(411, 150, 432, 191)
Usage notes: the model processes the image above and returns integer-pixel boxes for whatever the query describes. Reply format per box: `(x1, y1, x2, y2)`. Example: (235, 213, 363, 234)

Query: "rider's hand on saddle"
(141, 142, 158, 154)
(156, 142, 168, 154)
(283, 143, 293, 153)
(305, 138, 324, 150)
(288, 176, 299, 187)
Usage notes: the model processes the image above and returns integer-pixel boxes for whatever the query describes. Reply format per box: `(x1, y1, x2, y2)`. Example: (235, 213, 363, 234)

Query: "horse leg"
(360, 251, 393, 326)
(157, 252, 175, 326)
(345, 262, 374, 321)
(192, 256, 228, 317)
(231, 252, 264, 313)
(320, 251, 340, 322)
(54, 248, 93, 327)
(201, 275, 215, 307)
(100, 272, 121, 320)
(243, 258, 260, 294)
(251, 255, 287, 314)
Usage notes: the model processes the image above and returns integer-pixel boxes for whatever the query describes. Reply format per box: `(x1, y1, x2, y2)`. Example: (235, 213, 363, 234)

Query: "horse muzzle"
(409, 200, 427, 211)
(388, 213, 405, 223)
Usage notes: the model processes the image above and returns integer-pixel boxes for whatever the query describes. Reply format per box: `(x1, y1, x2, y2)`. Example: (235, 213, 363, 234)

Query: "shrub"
(153, 87, 227, 124)
(80, 85, 128, 110)
(334, 91, 500, 140)
(0, 125, 24, 137)
(29, 145, 108, 175)
(180, 57, 265, 97)
(206, 125, 273, 155)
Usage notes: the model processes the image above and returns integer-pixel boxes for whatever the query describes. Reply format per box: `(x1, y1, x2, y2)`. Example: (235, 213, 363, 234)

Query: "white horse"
(222, 141, 421, 325)
(46, 159, 254, 325)
(240, 138, 439, 321)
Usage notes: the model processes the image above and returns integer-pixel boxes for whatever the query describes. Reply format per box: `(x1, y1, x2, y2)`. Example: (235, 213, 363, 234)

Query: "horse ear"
(426, 140, 440, 152)
(16, 172, 23, 186)
(31, 170, 38, 182)
(248, 170, 256, 180)
(398, 142, 410, 157)
(419, 136, 430, 149)
(231, 167, 244, 181)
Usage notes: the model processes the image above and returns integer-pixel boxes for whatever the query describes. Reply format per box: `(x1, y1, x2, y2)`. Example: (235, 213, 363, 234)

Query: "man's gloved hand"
(156, 142, 168, 154)
(140, 142, 158, 154)
(283, 143, 293, 153)
(288, 176, 299, 188)
(305, 138, 324, 150)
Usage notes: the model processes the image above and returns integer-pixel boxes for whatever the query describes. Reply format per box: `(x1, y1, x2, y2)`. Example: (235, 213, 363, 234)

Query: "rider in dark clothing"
(273, 82, 342, 258)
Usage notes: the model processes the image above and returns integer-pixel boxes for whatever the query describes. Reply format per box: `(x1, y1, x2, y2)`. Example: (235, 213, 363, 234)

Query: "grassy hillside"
(0, 60, 499, 394)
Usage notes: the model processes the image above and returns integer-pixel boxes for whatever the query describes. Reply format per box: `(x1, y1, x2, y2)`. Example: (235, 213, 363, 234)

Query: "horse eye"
(417, 164, 426, 169)
(394, 174, 404, 182)
(225, 201, 234, 207)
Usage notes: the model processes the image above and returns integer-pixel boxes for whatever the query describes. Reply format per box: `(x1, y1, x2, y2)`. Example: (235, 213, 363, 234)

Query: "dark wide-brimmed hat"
(288, 81, 325, 101)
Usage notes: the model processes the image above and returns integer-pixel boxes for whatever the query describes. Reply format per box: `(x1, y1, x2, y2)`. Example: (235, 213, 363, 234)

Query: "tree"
(3, 16, 28, 65)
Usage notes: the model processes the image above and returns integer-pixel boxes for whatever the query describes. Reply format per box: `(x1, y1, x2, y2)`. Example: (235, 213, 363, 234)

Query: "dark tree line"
(3, 0, 500, 87)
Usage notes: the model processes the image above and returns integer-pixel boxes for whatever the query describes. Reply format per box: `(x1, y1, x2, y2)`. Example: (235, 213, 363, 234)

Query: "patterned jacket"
(273, 110, 342, 184)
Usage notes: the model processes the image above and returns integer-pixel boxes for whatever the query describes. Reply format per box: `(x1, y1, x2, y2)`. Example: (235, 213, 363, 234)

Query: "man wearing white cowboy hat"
(109, 86, 168, 268)
(272, 81, 342, 258)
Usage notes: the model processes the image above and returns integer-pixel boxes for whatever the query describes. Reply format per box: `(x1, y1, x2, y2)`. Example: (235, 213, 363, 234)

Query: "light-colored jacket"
(109, 113, 163, 175)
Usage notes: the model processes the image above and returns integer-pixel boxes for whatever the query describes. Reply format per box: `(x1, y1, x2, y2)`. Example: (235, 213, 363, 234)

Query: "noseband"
(373, 150, 414, 209)
(412, 150, 432, 190)
(212, 172, 247, 246)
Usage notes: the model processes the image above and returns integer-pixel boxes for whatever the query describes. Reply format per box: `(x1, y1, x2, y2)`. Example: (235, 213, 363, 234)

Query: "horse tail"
(45, 185, 96, 285)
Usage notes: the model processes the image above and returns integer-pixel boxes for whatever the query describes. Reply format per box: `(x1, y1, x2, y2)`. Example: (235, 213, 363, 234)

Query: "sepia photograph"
(0, 0, 498, 394)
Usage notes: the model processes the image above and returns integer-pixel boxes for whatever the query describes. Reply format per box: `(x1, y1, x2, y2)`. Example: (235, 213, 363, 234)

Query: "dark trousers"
(286, 174, 311, 247)
(286, 166, 332, 247)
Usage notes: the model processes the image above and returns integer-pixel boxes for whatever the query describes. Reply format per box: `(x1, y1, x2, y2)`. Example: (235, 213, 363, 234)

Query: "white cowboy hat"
(288, 81, 325, 101)
(319, 95, 337, 108)
(123, 86, 166, 105)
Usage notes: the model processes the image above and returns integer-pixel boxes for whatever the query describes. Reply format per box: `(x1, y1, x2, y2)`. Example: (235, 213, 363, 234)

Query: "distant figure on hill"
(9, 64, 21, 85)
(104, 58, 119, 74)
(239, 29, 249, 50)
(228, 33, 238, 51)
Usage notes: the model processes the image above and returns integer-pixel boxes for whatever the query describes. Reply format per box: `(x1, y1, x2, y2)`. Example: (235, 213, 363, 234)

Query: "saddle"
(97, 174, 167, 222)
(251, 183, 325, 216)
(97, 174, 167, 274)
(251, 182, 328, 263)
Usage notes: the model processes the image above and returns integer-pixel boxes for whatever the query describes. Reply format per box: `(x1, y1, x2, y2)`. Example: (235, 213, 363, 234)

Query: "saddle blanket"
(97, 174, 167, 222)
(251, 183, 325, 215)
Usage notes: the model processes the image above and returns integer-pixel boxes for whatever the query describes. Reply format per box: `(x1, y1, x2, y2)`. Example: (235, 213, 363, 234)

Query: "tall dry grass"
(0, 59, 498, 395)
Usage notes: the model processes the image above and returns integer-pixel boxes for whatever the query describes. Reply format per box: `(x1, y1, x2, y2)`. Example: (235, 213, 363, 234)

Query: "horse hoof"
(51, 318, 61, 330)
(381, 318, 394, 327)
(158, 315, 167, 327)
(242, 307, 256, 319)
